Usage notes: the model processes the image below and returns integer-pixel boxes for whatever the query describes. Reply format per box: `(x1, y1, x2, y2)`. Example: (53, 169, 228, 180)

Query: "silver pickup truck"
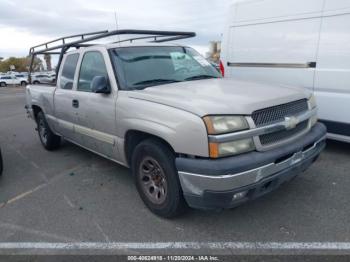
(25, 30, 327, 217)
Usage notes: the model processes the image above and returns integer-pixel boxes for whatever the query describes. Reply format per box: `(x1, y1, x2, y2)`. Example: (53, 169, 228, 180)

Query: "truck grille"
(251, 99, 309, 146)
(259, 120, 308, 145)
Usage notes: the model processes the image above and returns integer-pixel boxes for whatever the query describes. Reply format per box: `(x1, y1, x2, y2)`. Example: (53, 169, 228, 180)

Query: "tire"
(36, 111, 61, 150)
(33, 81, 39, 85)
(0, 82, 6, 87)
(0, 148, 3, 176)
(21, 81, 27, 86)
(131, 138, 187, 218)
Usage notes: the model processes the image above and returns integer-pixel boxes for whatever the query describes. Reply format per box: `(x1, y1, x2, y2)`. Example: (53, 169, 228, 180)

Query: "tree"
(0, 56, 43, 73)
(44, 54, 52, 71)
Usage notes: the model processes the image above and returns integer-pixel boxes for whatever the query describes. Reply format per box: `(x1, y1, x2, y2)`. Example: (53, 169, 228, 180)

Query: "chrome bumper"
(178, 135, 326, 196)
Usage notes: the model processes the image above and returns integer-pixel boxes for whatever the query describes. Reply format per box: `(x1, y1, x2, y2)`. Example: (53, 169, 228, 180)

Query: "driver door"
(73, 50, 118, 160)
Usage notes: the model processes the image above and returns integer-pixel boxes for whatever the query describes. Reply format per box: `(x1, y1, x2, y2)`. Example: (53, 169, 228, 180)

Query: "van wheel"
(131, 139, 187, 218)
(0, 82, 6, 87)
(36, 111, 61, 151)
(21, 81, 27, 86)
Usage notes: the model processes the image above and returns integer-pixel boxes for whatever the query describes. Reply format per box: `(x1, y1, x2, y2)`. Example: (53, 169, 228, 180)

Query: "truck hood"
(127, 79, 310, 116)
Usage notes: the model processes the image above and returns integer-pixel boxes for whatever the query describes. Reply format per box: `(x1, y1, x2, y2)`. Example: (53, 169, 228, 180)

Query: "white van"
(221, 0, 350, 142)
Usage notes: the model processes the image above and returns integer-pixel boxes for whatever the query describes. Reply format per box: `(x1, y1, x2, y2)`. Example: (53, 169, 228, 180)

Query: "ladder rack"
(28, 29, 196, 82)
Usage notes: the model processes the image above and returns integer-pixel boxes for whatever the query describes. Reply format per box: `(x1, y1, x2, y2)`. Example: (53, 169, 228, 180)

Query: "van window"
(60, 53, 79, 90)
(78, 51, 108, 92)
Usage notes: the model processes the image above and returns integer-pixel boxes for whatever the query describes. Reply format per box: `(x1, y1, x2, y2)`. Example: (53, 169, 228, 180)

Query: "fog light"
(232, 191, 248, 201)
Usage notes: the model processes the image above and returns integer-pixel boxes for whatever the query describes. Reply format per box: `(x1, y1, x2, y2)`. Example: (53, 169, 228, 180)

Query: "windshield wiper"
(184, 75, 219, 81)
(133, 79, 181, 88)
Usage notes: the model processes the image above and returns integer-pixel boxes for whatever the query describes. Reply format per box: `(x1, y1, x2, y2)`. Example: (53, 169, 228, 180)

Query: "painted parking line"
(1, 242, 350, 255)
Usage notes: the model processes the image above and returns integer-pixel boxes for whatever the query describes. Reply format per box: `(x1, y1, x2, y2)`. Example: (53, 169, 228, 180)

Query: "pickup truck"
(25, 31, 327, 217)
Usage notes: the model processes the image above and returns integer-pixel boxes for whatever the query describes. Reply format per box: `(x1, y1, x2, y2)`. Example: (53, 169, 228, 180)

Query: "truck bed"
(25, 84, 56, 117)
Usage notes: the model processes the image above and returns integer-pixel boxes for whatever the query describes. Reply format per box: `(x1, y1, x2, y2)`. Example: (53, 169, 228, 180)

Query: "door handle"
(72, 99, 79, 108)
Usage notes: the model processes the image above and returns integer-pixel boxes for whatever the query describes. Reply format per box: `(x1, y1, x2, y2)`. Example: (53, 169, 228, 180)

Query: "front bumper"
(176, 123, 327, 210)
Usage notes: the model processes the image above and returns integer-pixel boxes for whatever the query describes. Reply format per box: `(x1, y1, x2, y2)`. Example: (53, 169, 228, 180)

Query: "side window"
(78, 51, 108, 92)
(60, 53, 79, 90)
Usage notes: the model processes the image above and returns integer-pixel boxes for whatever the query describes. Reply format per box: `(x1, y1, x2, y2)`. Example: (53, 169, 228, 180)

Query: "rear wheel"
(33, 81, 39, 85)
(0, 82, 6, 87)
(131, 139, 187, 218)
(21, 81, 27, 86)
(36, 111, 61, 150)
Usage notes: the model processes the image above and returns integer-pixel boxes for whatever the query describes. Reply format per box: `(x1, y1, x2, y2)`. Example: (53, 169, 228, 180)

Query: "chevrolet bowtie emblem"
(284, 116, 299, 130)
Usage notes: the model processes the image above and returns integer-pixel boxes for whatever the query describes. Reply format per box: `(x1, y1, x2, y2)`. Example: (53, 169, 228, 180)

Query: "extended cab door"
(73, 50, 118, 160)
(54, 52, 80, 140)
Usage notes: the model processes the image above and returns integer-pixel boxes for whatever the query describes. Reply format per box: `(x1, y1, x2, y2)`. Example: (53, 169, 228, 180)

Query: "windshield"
(110, 46, 221, 90)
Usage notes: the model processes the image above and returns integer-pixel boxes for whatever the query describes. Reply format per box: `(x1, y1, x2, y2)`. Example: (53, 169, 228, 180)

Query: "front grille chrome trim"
(208, 108, 317, 143)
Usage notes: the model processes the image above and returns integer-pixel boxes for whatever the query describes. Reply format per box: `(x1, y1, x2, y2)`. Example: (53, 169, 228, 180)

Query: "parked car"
(25, 30, 326, 217)
(0, 75, 27, 87)
(32, 74, 55, 84)
(221, 0, 350, 143)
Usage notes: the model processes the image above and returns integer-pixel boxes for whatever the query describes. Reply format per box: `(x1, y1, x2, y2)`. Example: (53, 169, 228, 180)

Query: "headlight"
(209, 138, 255, 158)
(308, 94, 317, 109)
(203, 116, 249, 134)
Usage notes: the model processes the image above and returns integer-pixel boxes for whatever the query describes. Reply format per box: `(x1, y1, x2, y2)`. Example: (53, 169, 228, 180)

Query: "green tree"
(0, 56, 43, 73)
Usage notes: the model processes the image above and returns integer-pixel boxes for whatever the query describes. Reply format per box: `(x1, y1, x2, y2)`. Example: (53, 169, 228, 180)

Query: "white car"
(221, 0, 350, 143)
(0, 75, 28, 87)
(32, 74, 55, 85)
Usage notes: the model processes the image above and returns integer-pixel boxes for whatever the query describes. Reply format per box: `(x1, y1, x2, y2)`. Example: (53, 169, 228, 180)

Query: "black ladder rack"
(28, 29, 196, 82)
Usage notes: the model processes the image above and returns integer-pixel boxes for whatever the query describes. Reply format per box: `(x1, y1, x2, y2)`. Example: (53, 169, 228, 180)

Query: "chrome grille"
(259, 120, 308, 145)
(251, 99, 309, 146)
(252, 99, 308, 127)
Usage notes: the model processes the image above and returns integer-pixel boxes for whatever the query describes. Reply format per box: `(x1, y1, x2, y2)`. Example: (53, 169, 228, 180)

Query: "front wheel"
(0, 82, 6, 87)
(131, 139, 187, 218)
(21, 81, 27, 86)
(36, 111, 61, 151)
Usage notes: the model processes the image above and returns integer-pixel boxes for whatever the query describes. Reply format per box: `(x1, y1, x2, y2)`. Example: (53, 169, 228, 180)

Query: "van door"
(74, 50, 118, 160)
(223, 0, 323, 90)
(313, 5, 350, 136)
(54, 53, 80, 140)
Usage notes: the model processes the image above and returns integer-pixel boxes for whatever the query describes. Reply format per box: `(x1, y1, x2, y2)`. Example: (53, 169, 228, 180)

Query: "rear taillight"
(219, 60, 225, 77)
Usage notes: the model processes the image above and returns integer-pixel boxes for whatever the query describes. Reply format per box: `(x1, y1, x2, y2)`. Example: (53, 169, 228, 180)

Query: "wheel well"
(32, 105, 42, 121)
(124, 130, 175, 166)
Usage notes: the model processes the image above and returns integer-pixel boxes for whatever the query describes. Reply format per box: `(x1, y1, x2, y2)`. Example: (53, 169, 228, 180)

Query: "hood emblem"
(284, 116, 299, 130)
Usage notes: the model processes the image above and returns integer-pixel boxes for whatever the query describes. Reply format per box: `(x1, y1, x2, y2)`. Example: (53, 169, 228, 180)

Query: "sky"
(0, 0, 237, 59)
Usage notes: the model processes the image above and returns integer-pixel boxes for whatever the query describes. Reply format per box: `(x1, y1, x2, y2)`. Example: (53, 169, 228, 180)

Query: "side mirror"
(91, 76, 110, 94)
